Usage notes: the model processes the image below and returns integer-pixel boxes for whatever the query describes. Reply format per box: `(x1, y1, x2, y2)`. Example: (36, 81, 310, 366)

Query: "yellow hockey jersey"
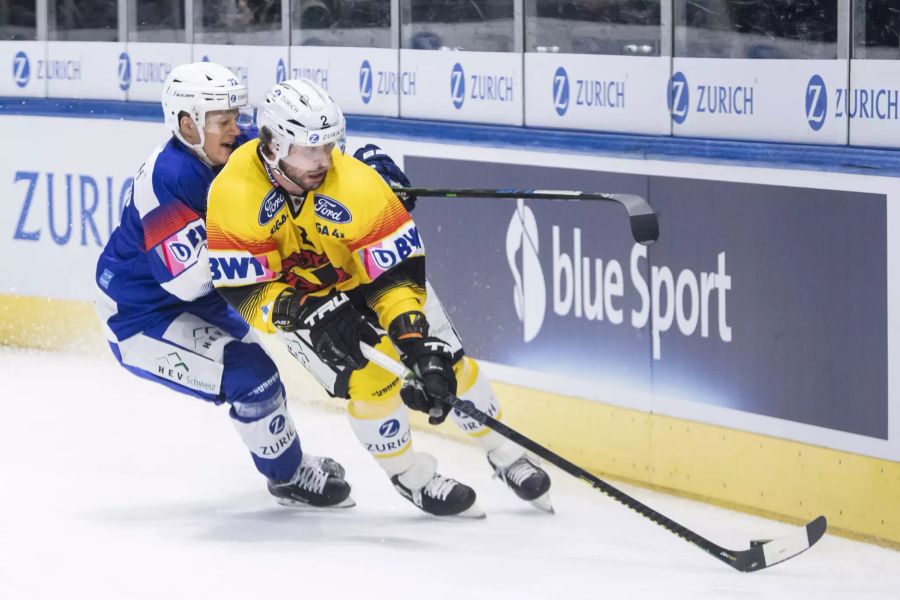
(206, 142, 426, 334)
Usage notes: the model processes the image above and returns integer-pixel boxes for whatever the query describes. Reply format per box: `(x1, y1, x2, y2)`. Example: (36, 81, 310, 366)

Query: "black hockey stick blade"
(398, 187, 659, 245)
(358, 344, 826, 573)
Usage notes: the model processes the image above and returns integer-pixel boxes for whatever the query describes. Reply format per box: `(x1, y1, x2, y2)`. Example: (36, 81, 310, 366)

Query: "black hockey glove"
(273, 288, 381, 371)
(396, 337, 457, 425)
(353, 144, 416, 212)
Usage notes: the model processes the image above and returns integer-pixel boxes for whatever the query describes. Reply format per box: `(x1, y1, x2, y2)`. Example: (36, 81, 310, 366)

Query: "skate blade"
(529, 492, 554, 514)
(275, 495, 357, 509)
(455, 502, 486, 519)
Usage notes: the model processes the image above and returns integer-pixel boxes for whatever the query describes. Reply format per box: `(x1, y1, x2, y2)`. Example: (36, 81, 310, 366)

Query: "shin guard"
(230, 394, 302, 483)
(347, 396, 415, 476)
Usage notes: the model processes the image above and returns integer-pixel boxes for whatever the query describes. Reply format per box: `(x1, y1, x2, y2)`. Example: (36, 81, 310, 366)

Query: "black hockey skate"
(268, 454, 354, 508)
(391, 453, 484, 518)
(489, 454, 553, 513)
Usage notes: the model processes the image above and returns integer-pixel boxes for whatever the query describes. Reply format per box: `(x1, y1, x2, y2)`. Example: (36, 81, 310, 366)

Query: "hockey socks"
(230, 396, 302, 483)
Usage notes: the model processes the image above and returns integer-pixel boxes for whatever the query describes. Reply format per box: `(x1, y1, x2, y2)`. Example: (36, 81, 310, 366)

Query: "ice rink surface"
(1, 347, 898, 599)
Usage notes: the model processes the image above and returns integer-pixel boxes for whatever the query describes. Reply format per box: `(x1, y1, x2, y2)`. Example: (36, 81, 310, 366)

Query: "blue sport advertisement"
(407, 157, 888, 439)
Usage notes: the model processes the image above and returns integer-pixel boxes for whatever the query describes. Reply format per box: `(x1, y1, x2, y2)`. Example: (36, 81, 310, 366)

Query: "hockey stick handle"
(395, 187, 659, 245)
(359, 343, 826, 572)
(359, 344, 721, 555)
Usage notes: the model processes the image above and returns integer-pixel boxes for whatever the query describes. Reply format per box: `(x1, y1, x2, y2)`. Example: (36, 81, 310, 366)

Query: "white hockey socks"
(347, 398, 415, 476)
(230, 395, 302, 482)
(450, 359, 525, 464)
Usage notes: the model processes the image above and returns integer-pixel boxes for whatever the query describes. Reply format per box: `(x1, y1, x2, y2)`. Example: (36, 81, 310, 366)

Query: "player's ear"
(178, 111, 200, 144)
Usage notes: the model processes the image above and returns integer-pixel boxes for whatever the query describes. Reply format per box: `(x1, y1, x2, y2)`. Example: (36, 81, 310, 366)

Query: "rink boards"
(0, 103, 898, 547)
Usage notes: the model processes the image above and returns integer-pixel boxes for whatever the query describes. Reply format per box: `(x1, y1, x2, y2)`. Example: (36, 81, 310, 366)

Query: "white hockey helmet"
(256, 78, 346, 169)
(161, 62, 249, 165)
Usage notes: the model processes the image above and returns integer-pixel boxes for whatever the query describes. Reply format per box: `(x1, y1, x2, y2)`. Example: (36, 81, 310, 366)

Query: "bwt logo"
(169, 242, 192, 262)
(268, 414, 286, 435)
(552, 66, 569, 116)
(276, 58, 287, 83)
(506, 199, 546, 342)
(117, 52, 131, 91)
(805, 74, 827, 131)
(378, 418, 401, 438)
(359, 60, 373, 104)
(451, 62, 466, 109)
(668, 71, 690, 124)
(13, 51, 30, 88)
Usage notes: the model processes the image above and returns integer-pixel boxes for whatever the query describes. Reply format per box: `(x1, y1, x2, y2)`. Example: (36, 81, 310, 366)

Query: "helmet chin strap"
(173, 127, 216, 169)
(260, 147, 309, 193)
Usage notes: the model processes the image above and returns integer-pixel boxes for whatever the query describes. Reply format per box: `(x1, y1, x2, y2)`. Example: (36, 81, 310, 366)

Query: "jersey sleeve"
(206, 181, 290, 333)
(136, 156, 214, 302)
(326, 177, 427, 330)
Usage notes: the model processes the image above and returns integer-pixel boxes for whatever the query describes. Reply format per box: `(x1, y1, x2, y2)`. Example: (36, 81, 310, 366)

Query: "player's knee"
(222, 341, 284, 419)
(347, 354, 402, 404)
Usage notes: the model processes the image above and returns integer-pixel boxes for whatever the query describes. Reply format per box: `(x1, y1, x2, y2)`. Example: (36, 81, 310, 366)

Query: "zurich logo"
(314, 194, 353, 224)
(258, 189, 285, 225)
(450, 62, 466, 109)
(117, 52, 132, 91)
(668, 71, 690, 125)
(378, 418, 401, 438)
(506, 198, 546, 342)
(359, 60, 373, 104)
(276, 58, 287, 83)
(805, 74, 827, 131)
(309, 133, 320, 143)
(12, 51, 29, 88)
(268, 415, 286, 435)
(552, 66, 569, 116)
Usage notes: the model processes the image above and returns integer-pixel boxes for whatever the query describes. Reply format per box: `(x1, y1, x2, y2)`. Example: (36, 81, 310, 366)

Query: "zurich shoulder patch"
(258, 189, 285, 225)
(314, 194, 353, 224)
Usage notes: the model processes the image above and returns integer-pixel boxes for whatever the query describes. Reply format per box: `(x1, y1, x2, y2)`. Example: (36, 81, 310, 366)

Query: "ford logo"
(314, 194, 352, 224)
(258, 189, 285, 225)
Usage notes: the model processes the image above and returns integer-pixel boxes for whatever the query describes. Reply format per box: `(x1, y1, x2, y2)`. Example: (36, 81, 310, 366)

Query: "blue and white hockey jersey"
(96, 136, 238, 341)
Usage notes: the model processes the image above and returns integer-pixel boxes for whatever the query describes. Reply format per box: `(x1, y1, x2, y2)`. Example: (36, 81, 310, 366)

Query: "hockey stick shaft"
(397, 187, 659, 246)
(360, 343, 826, 572)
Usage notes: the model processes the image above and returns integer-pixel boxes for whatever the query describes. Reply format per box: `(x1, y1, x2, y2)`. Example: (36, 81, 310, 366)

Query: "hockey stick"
(360, 343, 826, 573)
(397, 188, 658, 246)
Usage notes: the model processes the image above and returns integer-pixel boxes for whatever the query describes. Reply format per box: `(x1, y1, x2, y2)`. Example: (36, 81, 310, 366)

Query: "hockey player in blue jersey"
(95, 62, 352, 508)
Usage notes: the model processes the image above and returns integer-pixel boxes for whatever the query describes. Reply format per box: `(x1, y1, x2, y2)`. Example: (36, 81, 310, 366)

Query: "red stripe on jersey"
(143, 202, 200, 251)
(207, 224, 279, 254)
(347, 203, 411, 252)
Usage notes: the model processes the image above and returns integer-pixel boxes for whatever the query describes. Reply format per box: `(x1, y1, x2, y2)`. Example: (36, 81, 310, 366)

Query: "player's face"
(202, 109, 242, 166)
(279, 143, 335, 191)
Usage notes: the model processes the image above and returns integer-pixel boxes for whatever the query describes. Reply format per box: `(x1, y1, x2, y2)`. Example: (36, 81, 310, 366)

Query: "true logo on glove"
(302, 292, 350, 328)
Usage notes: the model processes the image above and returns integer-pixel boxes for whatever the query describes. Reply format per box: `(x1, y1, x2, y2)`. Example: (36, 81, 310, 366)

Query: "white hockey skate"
(268, 454, 355, 508)
(391, 453, 484, 518)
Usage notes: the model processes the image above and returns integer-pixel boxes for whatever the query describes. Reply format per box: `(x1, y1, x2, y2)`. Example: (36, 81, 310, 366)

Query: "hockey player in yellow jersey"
(207, 78, 551, 516)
